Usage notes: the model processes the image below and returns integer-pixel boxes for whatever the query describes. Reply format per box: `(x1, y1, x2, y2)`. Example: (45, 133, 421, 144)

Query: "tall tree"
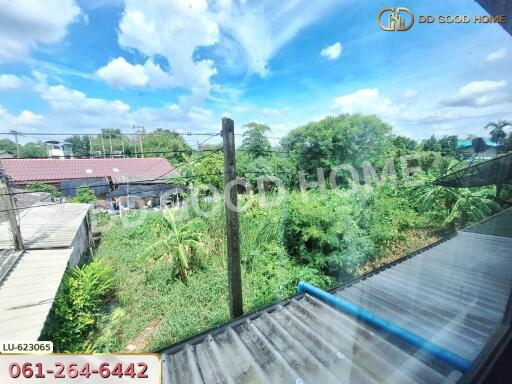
(422, 135, 441, 152)
(0, 138, 17, 154)
(64, 135, 90, 157)
(142, 128, 192, 164)
(241, 122, 272, 157)
(281, 114, 391, 177)
(439, 135, 459, 158)
(485, 120, 512, 148)
(20, 142, 47, 158)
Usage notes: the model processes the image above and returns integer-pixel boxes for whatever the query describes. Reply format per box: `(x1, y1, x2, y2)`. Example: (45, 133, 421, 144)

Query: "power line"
(0, 149, 219, 160)
(0, 149, 223, 198)
(0, 130, 219, 137)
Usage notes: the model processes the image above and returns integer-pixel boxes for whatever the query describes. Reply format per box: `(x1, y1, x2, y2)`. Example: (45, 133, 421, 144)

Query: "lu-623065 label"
(0, 354, 160, 383)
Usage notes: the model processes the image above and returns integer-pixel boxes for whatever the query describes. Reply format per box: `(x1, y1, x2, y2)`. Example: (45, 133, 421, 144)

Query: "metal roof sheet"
(160, 209, 512, 383)
(0, 158, 175, 183)
(0, 203, 90, 250)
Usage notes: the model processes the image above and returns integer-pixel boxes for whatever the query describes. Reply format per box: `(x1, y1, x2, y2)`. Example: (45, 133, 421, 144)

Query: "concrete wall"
(68, 213, 91, 266)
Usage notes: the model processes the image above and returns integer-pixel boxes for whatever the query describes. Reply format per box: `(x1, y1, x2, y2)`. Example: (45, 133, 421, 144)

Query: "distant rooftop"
(457, 140, 497, 148)
(0, 158, 176, 184)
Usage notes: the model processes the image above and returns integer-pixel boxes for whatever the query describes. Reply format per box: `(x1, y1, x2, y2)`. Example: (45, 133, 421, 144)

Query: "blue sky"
(0, 0, 511, 145)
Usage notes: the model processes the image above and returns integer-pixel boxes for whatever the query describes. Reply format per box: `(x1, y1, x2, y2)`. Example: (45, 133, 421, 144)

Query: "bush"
(43, 259, 114, 352)
(26, 182, 62, 198)
(282, 189, 375, 277)
(70, 186, 96, 203)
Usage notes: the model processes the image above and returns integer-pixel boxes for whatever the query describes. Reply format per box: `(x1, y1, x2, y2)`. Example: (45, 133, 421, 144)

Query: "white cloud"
(403, 89, 418, 99)
(96, 57, 148, 88)
(0, 74, 216, 135)
(320, 42, 342, 60)
(110, 0, 218, 98)
(0, 106, 42, 129)
(0, 0, 80, 62)
(217, 1, 343, 76)
(441, 80, 509, 107)
(485, 48, 507, 62)
(98, 0, 346, 96)
(262, 107, 289, 117)
(333, 88, 400, 116)
(0, 74, 23, 90)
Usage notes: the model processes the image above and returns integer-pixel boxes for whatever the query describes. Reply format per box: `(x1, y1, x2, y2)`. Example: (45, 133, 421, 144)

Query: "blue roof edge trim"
(156, 232, 458, 355)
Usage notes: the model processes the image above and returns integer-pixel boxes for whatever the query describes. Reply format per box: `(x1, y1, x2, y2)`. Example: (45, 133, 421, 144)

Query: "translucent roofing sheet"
(160, 208, 512, 383)
(435, 152, 512, 188)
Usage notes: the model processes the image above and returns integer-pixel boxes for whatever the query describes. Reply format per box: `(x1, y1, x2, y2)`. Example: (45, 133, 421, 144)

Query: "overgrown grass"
(90, 198, 331, 352)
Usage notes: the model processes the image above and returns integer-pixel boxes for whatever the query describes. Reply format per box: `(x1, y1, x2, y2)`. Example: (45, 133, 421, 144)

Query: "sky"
(0, 0, 511, 146)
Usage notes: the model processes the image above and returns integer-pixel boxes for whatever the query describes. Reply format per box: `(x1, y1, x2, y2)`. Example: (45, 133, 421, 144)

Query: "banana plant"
(417, 185, 501, 231)
(142, 209, 209, 281)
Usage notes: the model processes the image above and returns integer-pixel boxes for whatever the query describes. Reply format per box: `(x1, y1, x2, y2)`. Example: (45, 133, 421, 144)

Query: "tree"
(20, 142, 47, 158)
(0, 138, 17, 154)
(422, 135, 441, 152)
(141, 209, 209, 281)
(438, 135, 459, 158)
(485, 120, 512, 149)
(175, 151, 224, 191)
(391, 135, 417, 151)
(142, 129, 192, 164)
(241, 122, 272, 157)
(64, 135, 90, 157)
(281, 114, 392, 179)
(70, 186, 96, 203)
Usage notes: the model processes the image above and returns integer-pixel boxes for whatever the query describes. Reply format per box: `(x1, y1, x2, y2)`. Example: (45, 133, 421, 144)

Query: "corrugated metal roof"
(0, 203, 91, 340)
(0, 158, 175, 183)
(0, 248, 76, 340)
(0, 203, 90, 249)
(160, 209, 512, 383)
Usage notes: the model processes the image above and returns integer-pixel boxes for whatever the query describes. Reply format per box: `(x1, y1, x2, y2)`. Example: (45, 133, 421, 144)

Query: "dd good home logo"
(378, 7, 414, 31)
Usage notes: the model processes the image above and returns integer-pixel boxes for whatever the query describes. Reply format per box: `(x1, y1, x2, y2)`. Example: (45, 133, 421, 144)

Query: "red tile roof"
(0, 158, 176, 183)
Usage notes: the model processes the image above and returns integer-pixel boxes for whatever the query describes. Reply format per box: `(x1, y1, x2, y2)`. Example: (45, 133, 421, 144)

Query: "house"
(457, 140, 497, 160)
(45, 140, 73, 158)
(0, 158, 177, 191)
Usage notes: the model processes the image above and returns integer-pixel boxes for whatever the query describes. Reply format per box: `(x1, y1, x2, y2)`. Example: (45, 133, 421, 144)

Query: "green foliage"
(485, 120, 511, 145)
(70, 186, 96, 203)
(237, 151, 296, 189)
(64, 135, 90, 157)
(422, 135, 441, 152)
(241, 122, 272, 157)
(20, 142, 47, 158)
(282, 186, 421, 277)
(281, 114, 391, 179)
(141, 209, 209, 281)
(26, 182, 62, 198)
(391, 135, 417, 151)
(0, 138, 17, 154)
(43, 260, 114, 352)
(143, 129, 192, 164)
(174, 151, 224, 191)
(417, 185, 500, 231)
(438, 135, 460, 158)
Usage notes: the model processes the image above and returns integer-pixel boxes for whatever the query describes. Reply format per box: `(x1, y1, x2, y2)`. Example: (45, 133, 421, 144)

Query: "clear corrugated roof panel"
(160, 208, 512, 383)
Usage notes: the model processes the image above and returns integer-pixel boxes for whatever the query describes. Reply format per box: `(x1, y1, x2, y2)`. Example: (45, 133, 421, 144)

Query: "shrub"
(43, 259, 114, 352)
(282, 189, 375, 278)
(70, 186, 96, 203)
(26, 182, 62, 198)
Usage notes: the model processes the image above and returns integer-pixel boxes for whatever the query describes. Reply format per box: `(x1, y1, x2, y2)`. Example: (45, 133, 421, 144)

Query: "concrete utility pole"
(133, 125, 145, 158)
(222, 117, 243, 318)
(9, 130, 20, 157)
(0, 169, 23, 250)
(88, 135, 93, 158)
